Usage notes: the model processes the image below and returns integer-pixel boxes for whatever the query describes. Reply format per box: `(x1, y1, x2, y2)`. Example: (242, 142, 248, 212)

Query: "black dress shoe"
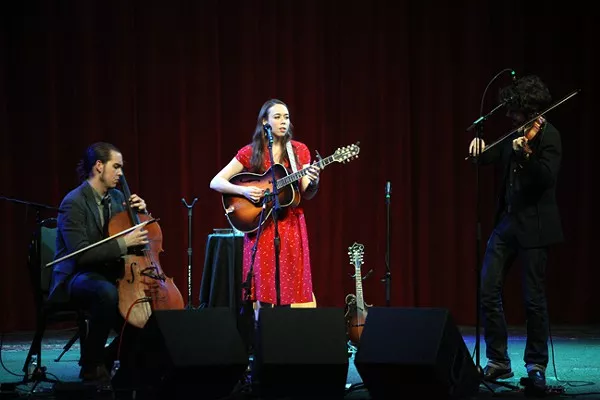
(525, 370, 547, 394)
(483, 365, 514, 381)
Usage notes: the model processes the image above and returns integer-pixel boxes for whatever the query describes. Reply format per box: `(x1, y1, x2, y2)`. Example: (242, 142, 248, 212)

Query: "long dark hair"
(76, 142, 120, 181)
(249, 99, 297, 172)
(499, 75, 552, 118)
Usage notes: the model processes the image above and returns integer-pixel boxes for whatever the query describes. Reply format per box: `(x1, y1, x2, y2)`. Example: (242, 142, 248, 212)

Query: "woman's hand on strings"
(242, 186, 264, 203)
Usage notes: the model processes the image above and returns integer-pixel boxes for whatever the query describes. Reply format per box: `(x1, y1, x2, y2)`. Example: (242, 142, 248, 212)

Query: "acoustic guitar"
(345, 242, 370, 346)
(222, 142, 360, 233)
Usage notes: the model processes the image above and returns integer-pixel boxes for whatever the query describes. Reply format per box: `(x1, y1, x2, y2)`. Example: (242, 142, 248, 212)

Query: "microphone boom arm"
(466, 101, 507, 132)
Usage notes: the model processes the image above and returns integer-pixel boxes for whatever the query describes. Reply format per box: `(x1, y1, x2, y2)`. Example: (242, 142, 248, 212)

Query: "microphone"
(263, 123, 273, 143)
(385, 181, 391, 201)
(501, 94, 518, 105)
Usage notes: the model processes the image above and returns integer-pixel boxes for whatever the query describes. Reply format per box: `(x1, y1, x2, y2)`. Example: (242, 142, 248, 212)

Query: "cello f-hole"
(126, 263, 136, 284)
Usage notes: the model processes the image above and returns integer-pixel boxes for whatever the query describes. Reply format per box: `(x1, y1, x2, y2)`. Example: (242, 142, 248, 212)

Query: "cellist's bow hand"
(129, 194, 147, 212)
(124, 226, 149, 248)
(468, 138, 486, 157)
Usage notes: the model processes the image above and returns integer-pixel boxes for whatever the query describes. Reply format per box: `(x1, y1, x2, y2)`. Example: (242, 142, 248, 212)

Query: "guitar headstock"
(333, 142, 360, 164)
(347, 242, 364, 267)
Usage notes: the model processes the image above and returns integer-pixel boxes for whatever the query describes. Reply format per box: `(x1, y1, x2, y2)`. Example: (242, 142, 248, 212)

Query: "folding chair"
(21, 217, 88, 382)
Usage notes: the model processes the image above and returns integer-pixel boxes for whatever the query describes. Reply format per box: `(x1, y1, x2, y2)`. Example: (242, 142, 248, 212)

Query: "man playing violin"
(468, 75, 564, 394)
(48, 142, 149, 388)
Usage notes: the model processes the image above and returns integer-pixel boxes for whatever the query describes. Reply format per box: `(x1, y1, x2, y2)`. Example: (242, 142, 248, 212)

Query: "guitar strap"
(286, 141, 298, 173)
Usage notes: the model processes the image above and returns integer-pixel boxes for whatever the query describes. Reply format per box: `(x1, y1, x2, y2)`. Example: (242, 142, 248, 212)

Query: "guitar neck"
(355, 262, 364, 308)
(276, 155, 335, 189)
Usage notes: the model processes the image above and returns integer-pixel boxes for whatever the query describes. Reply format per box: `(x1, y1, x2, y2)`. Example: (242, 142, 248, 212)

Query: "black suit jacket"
(48, 181, 127, 302)
(479, 121, 564, 248)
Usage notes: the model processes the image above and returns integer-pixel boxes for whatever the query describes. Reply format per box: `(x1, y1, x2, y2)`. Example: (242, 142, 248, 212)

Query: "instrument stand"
(381, 182, 391, 306)
(181, 197, 198, 309)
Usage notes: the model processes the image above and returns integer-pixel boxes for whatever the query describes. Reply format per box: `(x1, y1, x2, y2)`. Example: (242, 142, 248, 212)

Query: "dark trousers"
(480, 214, 549, 369)
(68, 271, 139, 369)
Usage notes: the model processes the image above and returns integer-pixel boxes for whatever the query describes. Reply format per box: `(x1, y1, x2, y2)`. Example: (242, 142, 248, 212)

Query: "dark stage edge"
(1, 325, 599, 399)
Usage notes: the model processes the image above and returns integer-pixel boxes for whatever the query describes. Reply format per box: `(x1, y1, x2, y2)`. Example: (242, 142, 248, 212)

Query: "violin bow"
(466, 88, 580, 160)
(45, 218, 159, 268)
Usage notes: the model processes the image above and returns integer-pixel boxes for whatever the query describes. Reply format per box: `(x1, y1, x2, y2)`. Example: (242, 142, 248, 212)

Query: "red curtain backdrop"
(1, 0, 597, 332)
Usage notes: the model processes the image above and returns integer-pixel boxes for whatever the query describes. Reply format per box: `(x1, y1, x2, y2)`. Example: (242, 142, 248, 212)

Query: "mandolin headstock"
(348, 242, 364, 268)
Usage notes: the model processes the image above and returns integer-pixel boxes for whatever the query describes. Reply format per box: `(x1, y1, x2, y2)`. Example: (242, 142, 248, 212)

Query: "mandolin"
(345, 242, 370, 346)
(221, 142, 360, 233)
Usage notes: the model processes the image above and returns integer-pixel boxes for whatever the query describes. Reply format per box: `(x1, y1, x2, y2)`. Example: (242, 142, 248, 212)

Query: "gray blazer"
(48, 181, 126, 302)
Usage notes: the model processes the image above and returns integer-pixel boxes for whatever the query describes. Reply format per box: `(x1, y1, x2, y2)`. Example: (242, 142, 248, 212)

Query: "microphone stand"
(240, 193, 271, 352)
(0, 196, 62, 224)
(263, 124, 282, 306)
(473, 121, 484, 376)
(381, 182, 391, 307)
(464, 68, 514, 377)
(181, 197, 198, 309)
(241, 196, 271, 307)
(0, 197, 61, 390)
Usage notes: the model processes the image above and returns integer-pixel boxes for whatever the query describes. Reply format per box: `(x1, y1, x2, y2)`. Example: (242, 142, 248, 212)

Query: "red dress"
(235, 140, 313, 305)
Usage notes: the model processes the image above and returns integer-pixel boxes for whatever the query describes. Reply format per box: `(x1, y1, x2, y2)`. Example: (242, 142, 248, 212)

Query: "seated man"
(48, 142, 149, 388)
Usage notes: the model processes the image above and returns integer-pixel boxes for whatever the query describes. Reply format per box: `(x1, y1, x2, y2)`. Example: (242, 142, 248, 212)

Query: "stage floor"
(1, 325, 599, 399)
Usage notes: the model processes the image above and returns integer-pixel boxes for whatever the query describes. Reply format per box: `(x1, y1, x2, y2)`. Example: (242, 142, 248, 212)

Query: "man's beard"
(100, 171, 116, 188)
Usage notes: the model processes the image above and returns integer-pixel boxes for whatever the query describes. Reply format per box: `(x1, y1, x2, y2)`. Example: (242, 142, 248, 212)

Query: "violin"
(108, 173, 184, 329)
(465, 88, 579, 160)
(521, 116, 545, 155)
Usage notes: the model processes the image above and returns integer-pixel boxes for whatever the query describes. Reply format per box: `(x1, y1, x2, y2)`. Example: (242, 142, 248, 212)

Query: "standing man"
(468, 74, 563, 393)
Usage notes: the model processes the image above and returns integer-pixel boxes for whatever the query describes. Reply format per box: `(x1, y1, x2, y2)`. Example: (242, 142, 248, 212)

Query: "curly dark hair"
(499, 75, 552, 118)
(76, 142, 121, 181)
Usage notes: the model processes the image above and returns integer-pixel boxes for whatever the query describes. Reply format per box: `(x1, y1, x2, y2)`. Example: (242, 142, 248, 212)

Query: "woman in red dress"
(210, 99, 320, 315)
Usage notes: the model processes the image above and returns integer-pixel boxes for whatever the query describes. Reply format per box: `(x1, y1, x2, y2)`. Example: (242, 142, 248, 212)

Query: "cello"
(108, 173, 184, 329)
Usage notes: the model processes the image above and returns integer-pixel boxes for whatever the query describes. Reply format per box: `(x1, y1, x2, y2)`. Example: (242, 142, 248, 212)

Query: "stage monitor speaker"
(121, 307, 249, 399)
(253, 307, 349, 399)
(354, 307, 480, 399)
